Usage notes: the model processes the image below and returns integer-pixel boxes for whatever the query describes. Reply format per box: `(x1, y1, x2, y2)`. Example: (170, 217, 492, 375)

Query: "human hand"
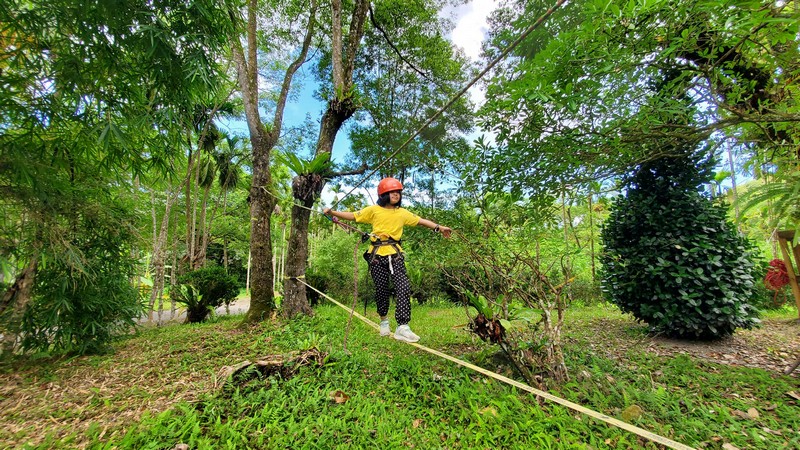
(439, 226, 452, 238)
(323, 208, 332, 216)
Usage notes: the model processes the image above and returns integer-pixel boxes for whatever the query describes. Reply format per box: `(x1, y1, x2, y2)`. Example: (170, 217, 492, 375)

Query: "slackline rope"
(333, 0, 569, 207)
(296, 278, 695, 450)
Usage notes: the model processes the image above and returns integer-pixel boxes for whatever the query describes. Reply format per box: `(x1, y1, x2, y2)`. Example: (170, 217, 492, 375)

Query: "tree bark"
(283, 209, 314, 317)
(148, 188, 177, 323)
(1, 257, 38, 355)
(588, 192, 595, 281)
(194, 182, 212, 269)
(245, 135, 278, 322)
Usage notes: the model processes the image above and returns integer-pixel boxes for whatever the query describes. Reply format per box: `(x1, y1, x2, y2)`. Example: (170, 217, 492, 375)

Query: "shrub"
(307, 233, 373, 307)
(173, 266, 238, 323)
(600, 151, 760, 339)
(20, 203, 142, 355)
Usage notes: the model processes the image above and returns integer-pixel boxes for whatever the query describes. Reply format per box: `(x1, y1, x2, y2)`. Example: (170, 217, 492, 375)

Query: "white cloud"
(443, 0, 500, 108)
(448, 0, 499, 61)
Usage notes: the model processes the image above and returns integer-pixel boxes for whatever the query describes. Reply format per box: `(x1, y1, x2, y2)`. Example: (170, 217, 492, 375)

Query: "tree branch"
(342, 0, 370, 90)
(368, 4, 435, 85)
(272, 0, 319, 141)
(330, 163, 368, 178)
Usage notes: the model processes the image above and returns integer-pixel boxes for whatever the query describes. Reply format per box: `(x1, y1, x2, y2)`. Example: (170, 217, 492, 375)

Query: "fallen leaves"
(731, 408, 759, 420)
(621, 405, 644, 422)
(329, 390, 350, 404)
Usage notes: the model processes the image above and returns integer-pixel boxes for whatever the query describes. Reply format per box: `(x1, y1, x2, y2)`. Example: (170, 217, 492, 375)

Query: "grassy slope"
(1, 302, 798, 449)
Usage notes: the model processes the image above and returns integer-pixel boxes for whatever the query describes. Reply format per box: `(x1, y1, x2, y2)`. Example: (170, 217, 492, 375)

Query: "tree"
(280, 0, 369, 318)
(600, 144, 760, 339)
(476, 0, 799, 205)
(1, 0, 237, 354)
(228, 0, 318, 322)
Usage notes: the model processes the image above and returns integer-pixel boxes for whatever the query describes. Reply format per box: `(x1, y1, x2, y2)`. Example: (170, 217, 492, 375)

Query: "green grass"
(2, 302, 799, 449)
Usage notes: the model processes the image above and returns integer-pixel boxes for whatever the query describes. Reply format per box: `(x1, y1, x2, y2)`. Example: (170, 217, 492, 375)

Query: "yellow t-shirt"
(353, 205, 421, 256)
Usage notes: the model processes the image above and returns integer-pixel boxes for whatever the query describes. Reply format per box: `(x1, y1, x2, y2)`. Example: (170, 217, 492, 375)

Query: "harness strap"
(366, 238, 403, 264)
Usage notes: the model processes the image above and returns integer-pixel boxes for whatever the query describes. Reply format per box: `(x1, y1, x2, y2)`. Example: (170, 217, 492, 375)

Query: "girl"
(324, 177, 452, 342)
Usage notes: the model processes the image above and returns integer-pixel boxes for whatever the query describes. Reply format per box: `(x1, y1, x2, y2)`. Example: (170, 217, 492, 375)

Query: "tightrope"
(297, 279, 696, 450)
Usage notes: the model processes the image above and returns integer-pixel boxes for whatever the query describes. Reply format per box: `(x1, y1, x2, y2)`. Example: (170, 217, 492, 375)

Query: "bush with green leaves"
(173, 266, 239, 323)
(307, 232, 373, 307)
(600, 151, 759, 339)
(20, 202, 142, 355)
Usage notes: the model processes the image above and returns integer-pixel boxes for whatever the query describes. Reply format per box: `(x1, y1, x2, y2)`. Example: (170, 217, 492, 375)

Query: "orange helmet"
(377, 177, 403, 196)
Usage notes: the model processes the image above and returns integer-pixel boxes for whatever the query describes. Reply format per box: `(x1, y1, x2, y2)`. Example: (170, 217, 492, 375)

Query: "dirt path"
(570, 316, 800, 375)
(138, 297, 251, 326)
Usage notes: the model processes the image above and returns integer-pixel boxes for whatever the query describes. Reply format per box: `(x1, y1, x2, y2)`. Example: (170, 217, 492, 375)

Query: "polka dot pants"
(367, 253, 412, 325)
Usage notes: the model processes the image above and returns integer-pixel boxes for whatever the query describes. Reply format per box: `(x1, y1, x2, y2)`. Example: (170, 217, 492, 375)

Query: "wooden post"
(776, 230, 800, 319)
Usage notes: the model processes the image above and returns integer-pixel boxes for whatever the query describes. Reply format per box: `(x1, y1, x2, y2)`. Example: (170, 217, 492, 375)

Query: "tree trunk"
(726, 143, 739, 220)
(184, 146, 195, 274)
(189, 156, 201, 269)
(588, 192, 596, 281)
(1, 257, 38, 355)
(194, 183, 212, 269)
(282, 97, 357, 318)
(230, 0, 317, 323)
(223, 189, 229, 271)
(282, 0, 367, 317)
(245, 135, 277, 322)
(149, 189, 176, 323)
(283, 200, 315, 318)
(170, 233, 178, 319)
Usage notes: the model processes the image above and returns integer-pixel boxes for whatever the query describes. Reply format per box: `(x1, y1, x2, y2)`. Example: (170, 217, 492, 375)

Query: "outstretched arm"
(323, 208, 356, 222)
(418, 218, 452, 238)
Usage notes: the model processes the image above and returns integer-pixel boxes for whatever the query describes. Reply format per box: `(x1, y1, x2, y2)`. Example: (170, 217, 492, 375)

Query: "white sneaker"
(379, 320, 391, 337)
(394, 324, 420, 343)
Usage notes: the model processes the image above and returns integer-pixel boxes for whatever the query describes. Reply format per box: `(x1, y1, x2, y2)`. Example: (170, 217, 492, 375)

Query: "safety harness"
(365, 237, 403, 265)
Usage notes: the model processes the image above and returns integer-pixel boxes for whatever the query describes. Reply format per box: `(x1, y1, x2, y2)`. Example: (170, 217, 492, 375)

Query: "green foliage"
(345, 0, 474, 188)
(601, 152, 760, 339)
(476, 0, 799, 206)
(18, 198, 142, 355)
(0, 0, 239, 351)
(737, 172, 800, 231)
(278, 151, 333, 177)
(172, 266, 239, 323)
(306, 232, 374, 307)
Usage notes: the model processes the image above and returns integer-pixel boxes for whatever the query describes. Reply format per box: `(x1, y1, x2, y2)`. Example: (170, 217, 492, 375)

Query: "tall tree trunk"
(282, 0, 368, 318)
(726, 143, 740, 220)
(283, 191, 316, 318)
(149, 189, 176, 323)
(588, 192, 596, 281)
(223, 190, 229, 271)
(282, 99, 357, 318)
(170, 231, 178, 319)
(194, 183, 212, 269)
(184, 145, 195, 274)
(189, 157, 201, 269)
(561, 188, 571, 280)
(246, 135, 277, 321)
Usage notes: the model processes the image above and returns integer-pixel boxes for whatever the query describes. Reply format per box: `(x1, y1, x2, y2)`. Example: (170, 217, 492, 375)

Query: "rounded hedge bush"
(600, 153, 759, 339)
